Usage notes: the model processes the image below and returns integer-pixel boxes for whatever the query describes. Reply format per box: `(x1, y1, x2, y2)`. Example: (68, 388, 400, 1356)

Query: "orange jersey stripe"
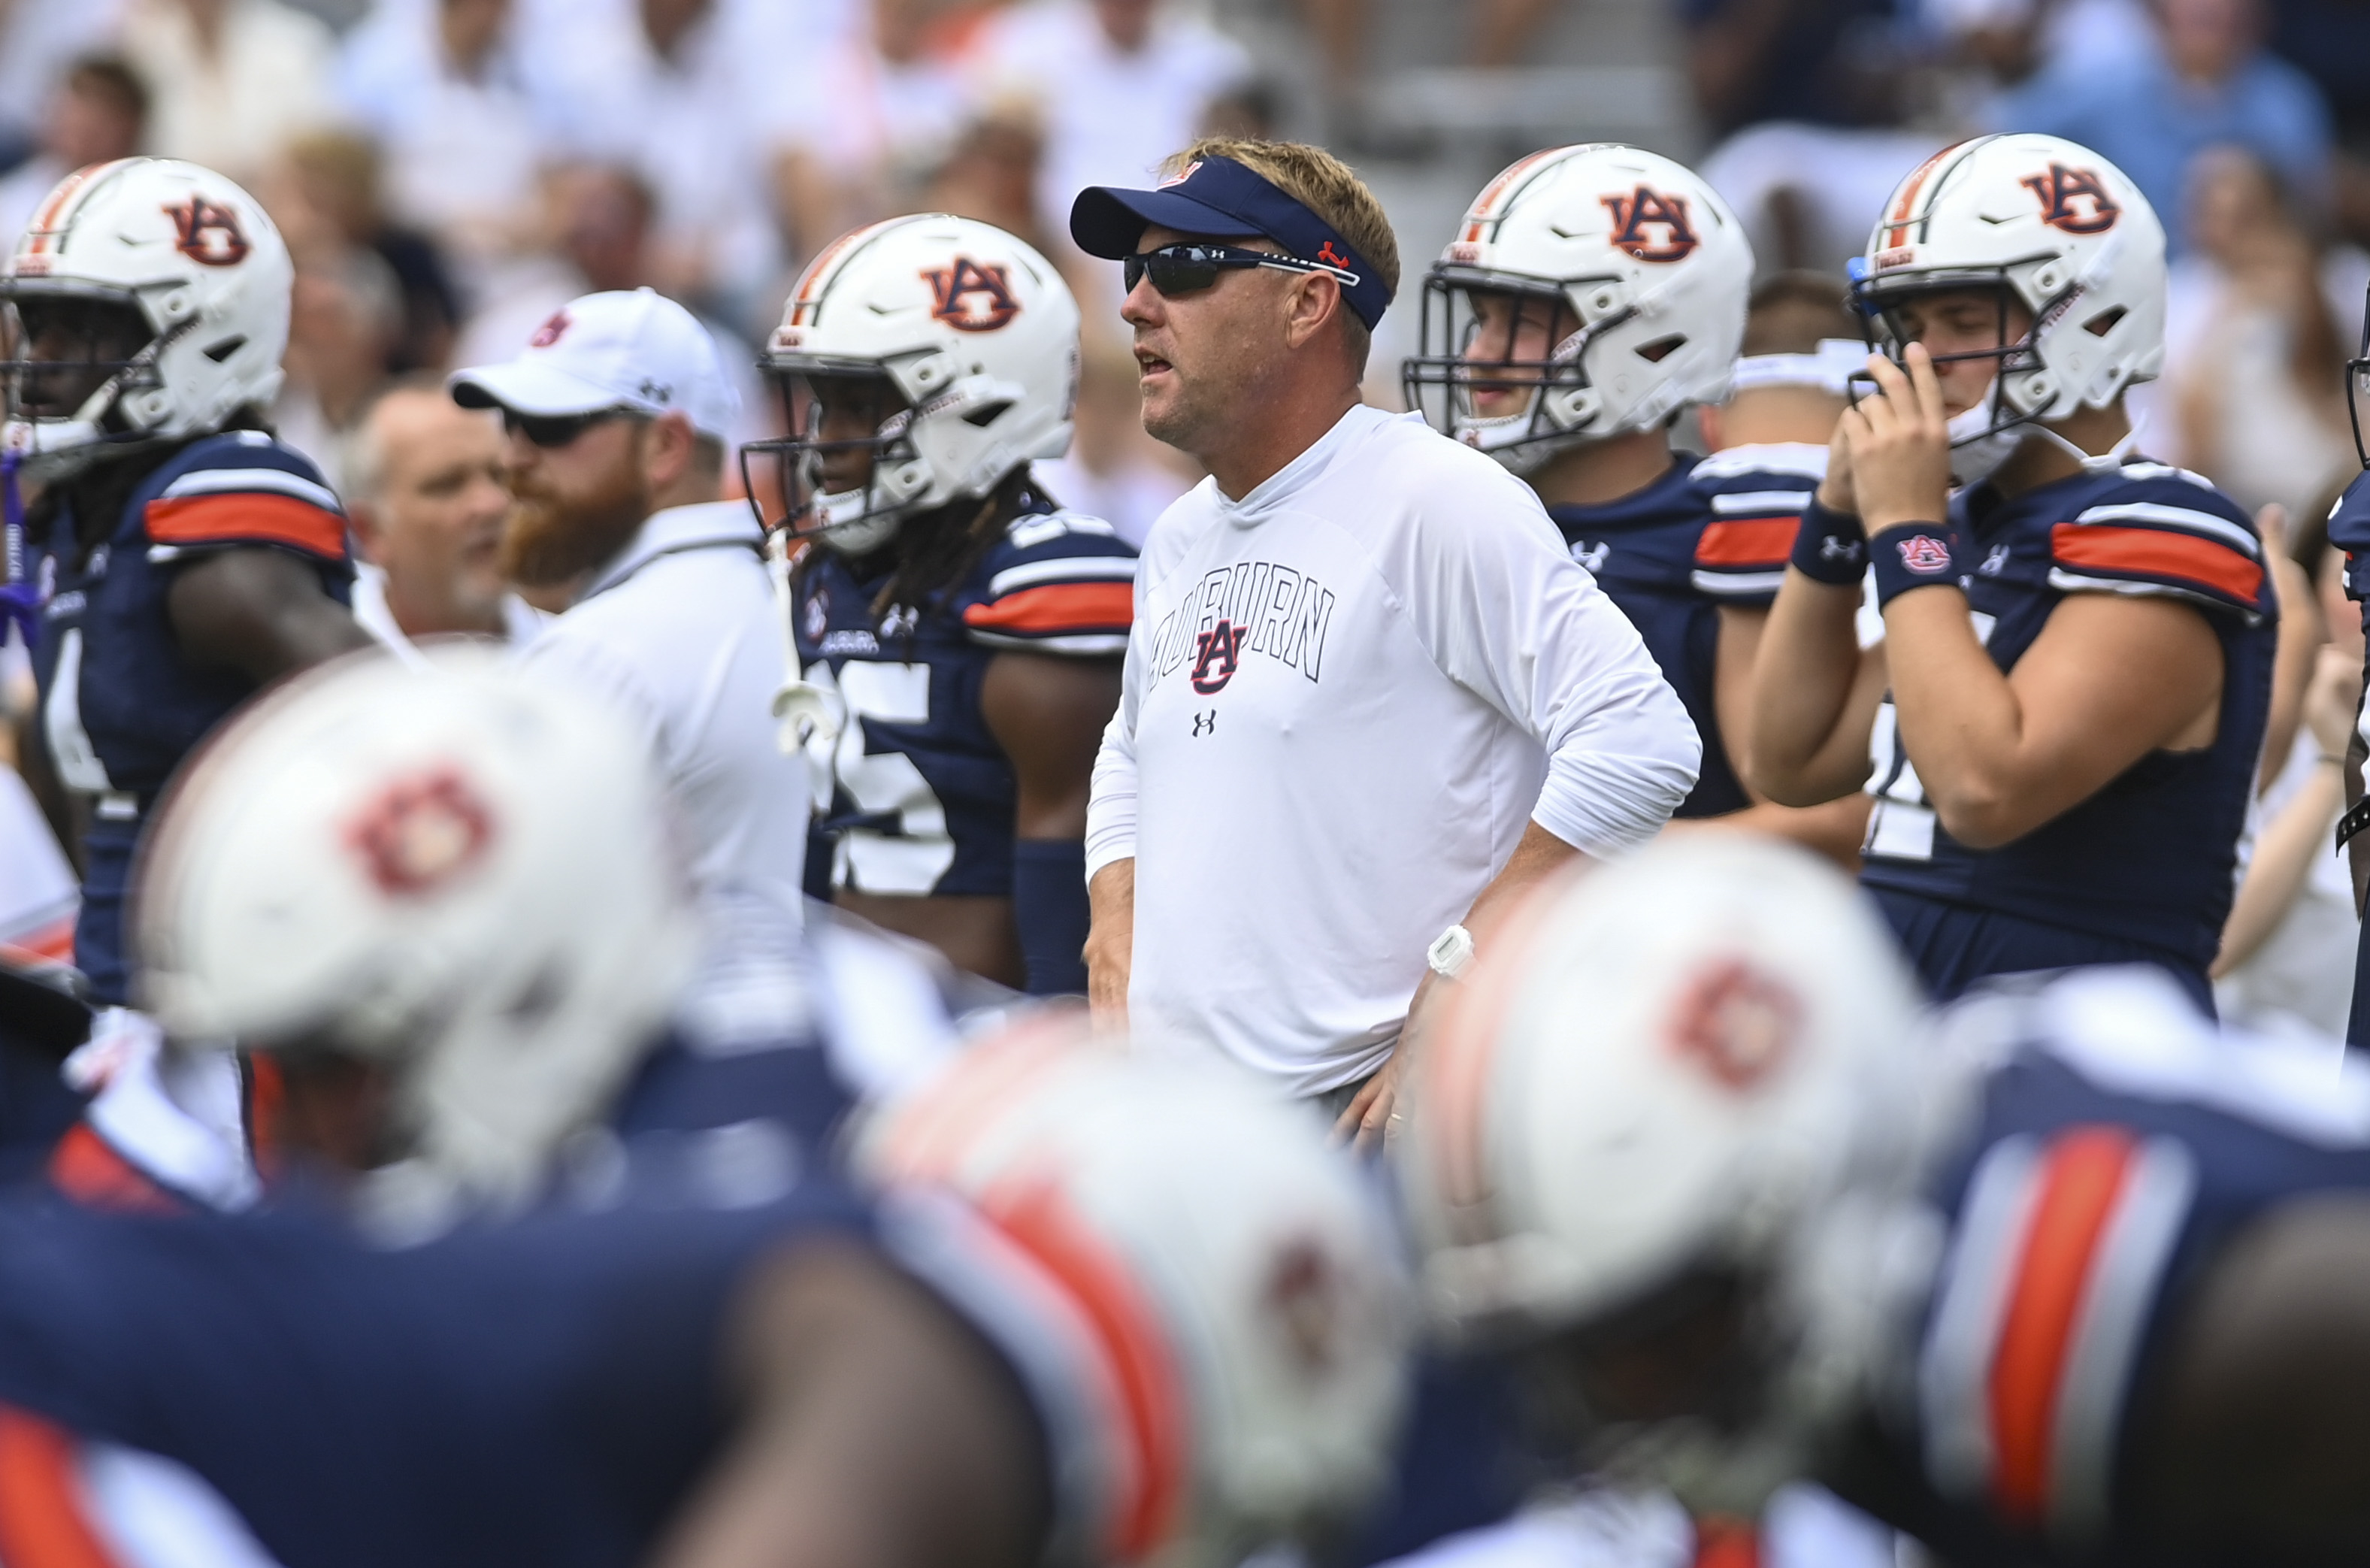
(48, 1123, 186, 1216)
(145, 492, 347, 560)
(2049, 524, 2263, 606)
(0, 915, 76, 965)
(1696, 516, 1801, 568)
(963, 581, 1133, 635)
(243, 1052, 286, 1186)
(1692, 1517, 1760, 1568)
(1988, 1126, 2137, 1524)
(991, 1176, 1188, 1561)
(0, 1406, 123, 1568)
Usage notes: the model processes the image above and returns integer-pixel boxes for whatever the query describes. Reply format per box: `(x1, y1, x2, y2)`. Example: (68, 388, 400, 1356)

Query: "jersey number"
(800, 661, 955, 896)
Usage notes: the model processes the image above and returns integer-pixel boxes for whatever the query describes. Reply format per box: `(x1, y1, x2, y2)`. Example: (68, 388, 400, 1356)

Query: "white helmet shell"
(2, 158, 293, 477)
(858, 1015, 1412, 1568)
(135, 646, 697, 1213)
(1397, 837, 1937, 1511)
(1406, 144, 1753, 472)
(1858, 134, 2166, 424)
(760, 214, 1079, 555)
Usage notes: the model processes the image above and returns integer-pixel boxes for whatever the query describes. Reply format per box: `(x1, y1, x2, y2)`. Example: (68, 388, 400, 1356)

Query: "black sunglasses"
(501, 407, 641, 448)
(1122, 243, 1359, 298)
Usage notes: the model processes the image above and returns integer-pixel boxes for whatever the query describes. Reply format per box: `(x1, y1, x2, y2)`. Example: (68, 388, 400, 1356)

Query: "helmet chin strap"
(2025, 416, 2138, 475)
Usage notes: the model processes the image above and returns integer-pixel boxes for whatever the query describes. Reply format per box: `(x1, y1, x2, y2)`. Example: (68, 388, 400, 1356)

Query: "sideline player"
(55, 647, 955, 1222)
(1069, 138, 1697, 1139)
(0, 1025, 1412, 1568)
(1403, 836, 2370, 1564)
(1, 157, 371, 1006)
(755, 215, 1134, 994)
(1750, 135, 2275, 1009)
(1404, 146, 1862, 861)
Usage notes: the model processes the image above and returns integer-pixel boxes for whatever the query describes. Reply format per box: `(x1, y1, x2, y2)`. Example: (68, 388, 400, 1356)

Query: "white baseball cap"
(449, 287, 740, 442)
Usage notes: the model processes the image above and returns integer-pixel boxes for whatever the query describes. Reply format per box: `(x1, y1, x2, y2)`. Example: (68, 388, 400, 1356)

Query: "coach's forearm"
(1083, 859, 1134, 1027)
(1465, 822, 1587, 943)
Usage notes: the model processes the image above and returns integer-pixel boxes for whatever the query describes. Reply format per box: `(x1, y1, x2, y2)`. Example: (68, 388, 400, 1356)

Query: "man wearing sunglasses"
(449, 287, 810, 922)
(1068, 138, 1698, 1145)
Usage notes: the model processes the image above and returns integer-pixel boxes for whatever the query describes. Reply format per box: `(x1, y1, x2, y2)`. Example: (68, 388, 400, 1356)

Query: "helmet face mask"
(1850, 275, 2049, 482)
(2347, 279, 2370, 470)
(1404, 273, 1628, 473)
(743, 363, 925, 557)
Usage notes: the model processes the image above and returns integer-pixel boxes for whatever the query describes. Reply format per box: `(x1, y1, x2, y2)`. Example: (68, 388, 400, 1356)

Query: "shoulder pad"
(2045, 473, 2265, 619)
(1689, 457, 1816, 603)
(140, 434, 347, 562)
(965, 510, 1137, 655)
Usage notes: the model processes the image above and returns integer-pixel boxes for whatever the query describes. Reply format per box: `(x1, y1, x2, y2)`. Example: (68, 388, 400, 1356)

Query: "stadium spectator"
(0, 0, 123, 167)
(265, 130, 462, 376)
(271, 245, 405, 489)
(449, 288, 809, 919)
(332, 0, 574, 268)
(976, 0, 1252, 244)
(455, 163, 767, 449)
(1984, 0, 2332, 251)
(778, 0, 980, 255)
(922, 97, 1055, 259)
(2165, 146, 2360, 518)
(1072, 141, 1697, 1137)
(0, 56, 147, 253)
(1291, 0, 1578, 96)
(117, 0, 339, 183)
(344, 376, 544, 649)
(1751, 137, 2276, 1010)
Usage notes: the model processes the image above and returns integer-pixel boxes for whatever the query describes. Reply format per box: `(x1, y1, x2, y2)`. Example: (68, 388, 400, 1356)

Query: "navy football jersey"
(1546, 445, 1822, 816)
(1839, 967, 2370, 1564)
(29, 432, 353, 1003)
(1857, 462, 2274, 972)
(792, 491, 1134, 899)
(2321, 471, 2370, 1047)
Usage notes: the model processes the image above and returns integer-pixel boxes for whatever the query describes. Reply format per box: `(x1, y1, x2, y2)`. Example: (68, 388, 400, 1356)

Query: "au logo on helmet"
(922, 256, 1022, 332)
(2019, 163, 2120, 235)
(1600, 185, 1699, 262)
(164, 197, 250, 267)
(345, 767, 495, 898)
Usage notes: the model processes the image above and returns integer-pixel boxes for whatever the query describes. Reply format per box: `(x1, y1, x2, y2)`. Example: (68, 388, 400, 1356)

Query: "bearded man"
(449, 287, 810, 919)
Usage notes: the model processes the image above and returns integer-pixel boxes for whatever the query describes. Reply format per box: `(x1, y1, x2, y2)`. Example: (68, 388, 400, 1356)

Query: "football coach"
(1073, 138, 1700, 1146)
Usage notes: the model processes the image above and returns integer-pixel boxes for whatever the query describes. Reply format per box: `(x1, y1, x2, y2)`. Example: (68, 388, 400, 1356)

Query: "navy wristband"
(1788, 495, 1867, 586)
(1870, 524, 1961, 608)
(1012, 838, 1091, 996)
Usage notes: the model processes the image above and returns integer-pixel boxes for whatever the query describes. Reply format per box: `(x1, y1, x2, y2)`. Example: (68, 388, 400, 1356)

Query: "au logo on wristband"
(1896, 534, 1954, 574)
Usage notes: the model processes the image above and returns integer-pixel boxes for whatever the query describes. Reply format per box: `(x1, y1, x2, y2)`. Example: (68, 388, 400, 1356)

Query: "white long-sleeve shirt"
(1088, 406, 1699, 1094)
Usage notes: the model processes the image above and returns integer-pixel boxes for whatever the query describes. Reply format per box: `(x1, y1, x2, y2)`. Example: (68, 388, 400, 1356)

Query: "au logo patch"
(922, 256, 1021, 332)
(1600, 185, 1699, 262)
(1668, 959, 1799, 1091)
(1191, 620, 1245, 693)
(529, 310, 571, 348)
(2019, 164, 2120, 235)
(163, 198, 250, 266)
(1896, 534, 1954, 574)
(346, 767, 495, 898)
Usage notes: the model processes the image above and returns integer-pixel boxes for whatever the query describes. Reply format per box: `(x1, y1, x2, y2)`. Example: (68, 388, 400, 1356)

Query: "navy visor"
(1070, 155, 1392, 328)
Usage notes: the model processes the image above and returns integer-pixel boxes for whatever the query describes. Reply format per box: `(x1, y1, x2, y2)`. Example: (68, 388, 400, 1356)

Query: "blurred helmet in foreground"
(1397, 837, 1936, 1515)
(1404, 143, 1752, 474)
(135, 646, 697, 1211)
(858, 1013, 1412, 1568)
(2, 158, 292, 479)
(751, 213, 1080, 555)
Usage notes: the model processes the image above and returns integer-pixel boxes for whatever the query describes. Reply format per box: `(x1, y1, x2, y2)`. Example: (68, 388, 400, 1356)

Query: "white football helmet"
(1404, 144, 1753, 474)
(1397, 837, 1941, 1515)
(135, 646, 697, 1216)
(2, 158, 293, 480)
(1854, 135, 2164, 480)
(752, 214, 1079, 556)
(857, 1013, 1412, 1568)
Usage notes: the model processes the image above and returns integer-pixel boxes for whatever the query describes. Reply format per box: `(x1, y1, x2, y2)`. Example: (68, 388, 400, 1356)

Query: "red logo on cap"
(1158, 161, 1202, 189)
(1317, 241, 1349, 270)
(529, 310, 571, 349)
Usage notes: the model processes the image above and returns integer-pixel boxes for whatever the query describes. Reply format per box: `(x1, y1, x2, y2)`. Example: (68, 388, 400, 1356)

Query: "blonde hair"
(1161, 138, 1400, 371)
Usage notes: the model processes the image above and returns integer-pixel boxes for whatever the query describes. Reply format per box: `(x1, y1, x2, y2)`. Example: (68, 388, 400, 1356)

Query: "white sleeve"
(1083, 571, 1148, 878)
(1405, 468, 1701, 858)
(516, 625, 669, 760)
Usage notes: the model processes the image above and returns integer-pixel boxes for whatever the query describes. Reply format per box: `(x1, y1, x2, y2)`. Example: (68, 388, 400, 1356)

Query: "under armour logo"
(1191, 620, 1246, 695)
(1316, 240, 1351, 271)
(1191, 710, 1217, 737)
(1980, 543, 2011, 576)
(1572, 540, 1609, 574)
(1819, 536, 1863, 564)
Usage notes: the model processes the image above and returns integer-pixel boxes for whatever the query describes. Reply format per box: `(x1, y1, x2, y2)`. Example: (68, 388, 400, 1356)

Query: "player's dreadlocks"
(791, 464, 1052, 637)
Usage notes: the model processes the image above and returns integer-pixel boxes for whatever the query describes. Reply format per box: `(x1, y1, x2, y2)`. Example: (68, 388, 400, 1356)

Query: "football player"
(1400, 834, 2370, 1565)
(1748, 135, 2275, 1010)
(55, 646, 958, 1224)
(1403, 146, 1851, 855)
(0, 1021, 1412, 1568)
(2321, 307, 2370, 1049)
(0, 158, 372, 1010)
(752, 215, 1135, 995)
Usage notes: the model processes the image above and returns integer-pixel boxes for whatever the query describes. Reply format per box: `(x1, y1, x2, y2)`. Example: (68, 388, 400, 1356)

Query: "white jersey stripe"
(1690, 568, 1787, 596)
(2069, 501, 2257, 556)
(987, 555, 1139, 598)
(1920, 1134, 2046, 1503)
(158, 467, 344, 513)
(1708, 489, 1814, 515)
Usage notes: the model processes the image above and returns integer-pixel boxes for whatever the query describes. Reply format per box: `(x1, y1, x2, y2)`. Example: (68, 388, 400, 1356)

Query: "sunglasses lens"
(507, 410, 600, 447)
(1148, 250, 1220, 295)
